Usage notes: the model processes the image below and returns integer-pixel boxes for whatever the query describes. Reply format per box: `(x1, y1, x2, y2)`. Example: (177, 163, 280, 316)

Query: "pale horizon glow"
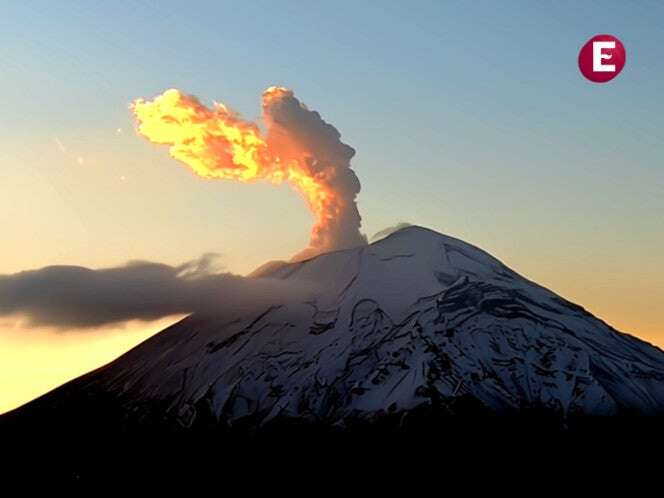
(0, 315, 186, 415)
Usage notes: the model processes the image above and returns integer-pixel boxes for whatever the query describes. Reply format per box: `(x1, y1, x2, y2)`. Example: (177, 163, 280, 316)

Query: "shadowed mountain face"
(5, 226, 664, 441)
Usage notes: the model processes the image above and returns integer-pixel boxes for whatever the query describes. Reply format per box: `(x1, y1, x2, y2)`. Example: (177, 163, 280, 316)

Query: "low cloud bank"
(0, 254, 317, 329)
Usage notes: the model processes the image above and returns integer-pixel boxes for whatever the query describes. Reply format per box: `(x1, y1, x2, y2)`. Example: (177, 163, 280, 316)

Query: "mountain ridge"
(6, 225, 664, 432)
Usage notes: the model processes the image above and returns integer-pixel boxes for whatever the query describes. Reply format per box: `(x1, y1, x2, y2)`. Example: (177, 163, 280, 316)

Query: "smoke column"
(131, 87, 367, 260)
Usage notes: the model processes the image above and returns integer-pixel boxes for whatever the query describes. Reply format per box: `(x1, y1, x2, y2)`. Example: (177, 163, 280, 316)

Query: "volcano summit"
(6, 226, 664, 435)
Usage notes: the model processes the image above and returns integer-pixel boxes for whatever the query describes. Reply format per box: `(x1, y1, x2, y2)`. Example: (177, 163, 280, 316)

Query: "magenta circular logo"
(578, 34, 626, 83)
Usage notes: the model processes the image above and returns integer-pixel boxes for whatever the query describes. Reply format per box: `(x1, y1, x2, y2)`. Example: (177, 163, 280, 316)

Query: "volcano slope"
(4, 226, 664, 473)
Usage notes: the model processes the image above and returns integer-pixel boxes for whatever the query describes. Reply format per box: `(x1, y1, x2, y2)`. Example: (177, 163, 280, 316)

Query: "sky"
(1, 1, 663, 413)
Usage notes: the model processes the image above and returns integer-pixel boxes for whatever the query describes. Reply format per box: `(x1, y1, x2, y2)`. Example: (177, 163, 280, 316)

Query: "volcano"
(4, 226, 664, 471)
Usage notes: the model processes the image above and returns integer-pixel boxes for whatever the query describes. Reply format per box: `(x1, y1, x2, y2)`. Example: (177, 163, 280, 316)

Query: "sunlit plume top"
(131, 87, 366, 260)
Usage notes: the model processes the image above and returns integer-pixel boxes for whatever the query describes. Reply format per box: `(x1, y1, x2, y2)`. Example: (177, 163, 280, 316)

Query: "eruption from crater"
(131, 87, 367, 260)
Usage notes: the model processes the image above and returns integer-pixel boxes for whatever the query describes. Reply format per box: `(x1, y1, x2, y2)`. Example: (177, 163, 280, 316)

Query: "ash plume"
(131, 86, 367, 261)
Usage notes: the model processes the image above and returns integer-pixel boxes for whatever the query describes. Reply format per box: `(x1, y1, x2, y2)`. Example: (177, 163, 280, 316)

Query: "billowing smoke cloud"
(0, 255, 318, 329)
(261, 88, 367, 260)
(131, 87, 367, 261)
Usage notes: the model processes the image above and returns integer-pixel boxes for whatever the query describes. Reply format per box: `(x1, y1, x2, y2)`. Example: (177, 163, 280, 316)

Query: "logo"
(578, 34, 626, 83)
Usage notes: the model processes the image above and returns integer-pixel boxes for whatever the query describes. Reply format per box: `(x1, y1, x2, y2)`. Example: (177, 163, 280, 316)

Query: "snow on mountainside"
(9, 226, 664, 430)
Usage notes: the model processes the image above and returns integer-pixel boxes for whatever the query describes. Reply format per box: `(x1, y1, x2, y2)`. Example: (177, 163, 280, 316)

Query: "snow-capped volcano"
(7, 226, 664, 431)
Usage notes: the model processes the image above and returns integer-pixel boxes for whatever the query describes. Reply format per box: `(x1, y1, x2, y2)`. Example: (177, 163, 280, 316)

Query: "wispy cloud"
(371, 222, 412, 242)
(53, 137, 67, 153)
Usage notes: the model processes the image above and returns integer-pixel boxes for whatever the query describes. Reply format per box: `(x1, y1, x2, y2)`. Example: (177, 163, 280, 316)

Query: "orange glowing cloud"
(131, 87, 366, 259)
